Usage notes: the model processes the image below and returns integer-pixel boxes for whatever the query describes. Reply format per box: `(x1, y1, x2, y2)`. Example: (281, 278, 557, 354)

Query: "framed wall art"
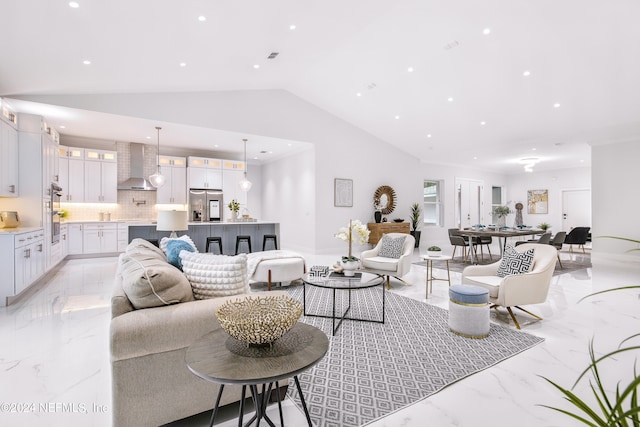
(334, 178, 353, 207)
(527, 189, 548, 214)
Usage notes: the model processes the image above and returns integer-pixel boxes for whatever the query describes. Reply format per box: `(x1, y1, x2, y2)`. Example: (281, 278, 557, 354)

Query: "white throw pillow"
(160, 235, 198, 254)
(180, 252, 249, 299)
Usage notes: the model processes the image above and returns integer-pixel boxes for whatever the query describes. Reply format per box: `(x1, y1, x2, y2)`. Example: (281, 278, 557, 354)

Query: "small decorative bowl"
(216, 295, 303, 346)
(393, 218, 404, 223)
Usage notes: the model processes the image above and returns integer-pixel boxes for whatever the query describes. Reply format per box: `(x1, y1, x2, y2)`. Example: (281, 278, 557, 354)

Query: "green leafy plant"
(427, 246, 441, 251)
(410, 203, 422, 231)
(227, 199, 240, 212)
(540, 236, 640, 425)
(538, 222, 551, 231)
(493, 205, 511, 218)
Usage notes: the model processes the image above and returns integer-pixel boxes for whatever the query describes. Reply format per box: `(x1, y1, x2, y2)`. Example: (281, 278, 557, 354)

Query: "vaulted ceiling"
(2, 0, 639, 173)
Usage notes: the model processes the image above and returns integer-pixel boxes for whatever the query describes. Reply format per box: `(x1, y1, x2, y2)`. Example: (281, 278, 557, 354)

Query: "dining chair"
(448, 228, 471, 262)
(515, 232, 551, 246)
(549, 231, 567, 268)
(564, 227, 590, 253)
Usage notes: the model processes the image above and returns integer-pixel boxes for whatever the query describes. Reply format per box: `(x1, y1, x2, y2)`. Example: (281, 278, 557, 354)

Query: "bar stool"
(262, 234, 278, 251)
(205, 237, 223, 255)
(235, 235, 252, 254)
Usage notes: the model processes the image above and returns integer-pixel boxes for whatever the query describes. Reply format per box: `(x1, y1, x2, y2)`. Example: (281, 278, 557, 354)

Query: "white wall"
(261, 148, 316, 253)
(506, 167, 591, 234)
(592, 140, 640, 260)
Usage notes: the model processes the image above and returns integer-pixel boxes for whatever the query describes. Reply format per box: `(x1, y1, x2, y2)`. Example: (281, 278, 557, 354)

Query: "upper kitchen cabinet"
(58, 146, 85, 202)
(84, 149, 117, 203)
(188, 156, 222, 189)
(222, 160, 247, 211)
(0, 101, 19, 197)
(157, 155, 187, 204)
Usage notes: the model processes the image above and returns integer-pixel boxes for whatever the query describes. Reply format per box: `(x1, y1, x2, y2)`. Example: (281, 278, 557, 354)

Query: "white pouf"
(448, 284, 490, 338)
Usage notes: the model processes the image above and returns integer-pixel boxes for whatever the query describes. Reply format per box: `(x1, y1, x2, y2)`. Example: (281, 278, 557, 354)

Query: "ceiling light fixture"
(198, 15, 206, 22)
(253, 64, 260, 69)
(480, 121, 486, 126)
(407, 67, 414, 72)
(69, 2, 79, 8)
(553, 103, 561, 108)
(483, 28, 491, 35)
(447, 97, 454, 102)
(427, 134, 432, 138)
(149, 127, 166, 188)
(520, 157, 540, 173)
(356, 92, 362, 97)
(238, 139, 252, 192)
(289, 25, 296, 30)
(82, 60, 91, 65)
(523, 70, 531, 77)
(395, 115, 400, 120)
(179, 62, 186, 67)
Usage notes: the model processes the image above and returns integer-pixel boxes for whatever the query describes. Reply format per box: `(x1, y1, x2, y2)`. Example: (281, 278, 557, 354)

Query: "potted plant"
(227, 199, 240, 221)
(492, 205, 511, 227)
(410, 203, 422, 248)
(335, 219, 371, 276)
(426, 245, 442, 257)
(538, 222, 551, 231)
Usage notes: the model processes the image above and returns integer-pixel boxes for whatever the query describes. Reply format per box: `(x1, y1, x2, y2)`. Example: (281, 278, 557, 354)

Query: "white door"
(455, 178, 484, 228)
(562, 189, 591, 231)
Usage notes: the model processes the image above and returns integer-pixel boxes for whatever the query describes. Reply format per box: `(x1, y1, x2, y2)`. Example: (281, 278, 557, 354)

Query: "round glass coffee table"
(302, 271, 385, 335)
(186, 322, 328, 427)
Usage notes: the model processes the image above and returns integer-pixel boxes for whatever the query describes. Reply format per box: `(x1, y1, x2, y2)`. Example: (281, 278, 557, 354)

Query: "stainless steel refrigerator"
(189, 189, 223, 222)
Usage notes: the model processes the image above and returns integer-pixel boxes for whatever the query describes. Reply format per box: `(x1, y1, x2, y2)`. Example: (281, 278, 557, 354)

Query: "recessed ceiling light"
(253, 64, 260, 69)
(214, 144, 219, 148)
(59, 125, 66, 129)
(523, 70, 531, 77)
(580, 159, 585, 163)
(483, 28, 491, 35)
(82, 60, 91, 65)
(407, 67, 414, 73)
(480, 121, 486, 126)
(198, 16, 206, 22)
(356, 92, 362, 97)
(146, 136, 151, 139)
(179, 62, 186, 67)
(288, 143, 292, 147)
(447, 97, 454, 102)
(473, 156, 478, 160)
(289, 25, 296, 30)
(553, 103, 561, 108)
(69, 2, 79, 8)
(253, 156, 259, 160)
(532, 147, 537, 151)
(427, 134, 432, 138)
(395, 115, 400, 120)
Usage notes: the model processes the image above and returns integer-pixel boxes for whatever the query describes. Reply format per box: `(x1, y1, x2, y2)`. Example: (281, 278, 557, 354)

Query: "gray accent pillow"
(378, 235, 406, 259)
(497, 245, 535, 277)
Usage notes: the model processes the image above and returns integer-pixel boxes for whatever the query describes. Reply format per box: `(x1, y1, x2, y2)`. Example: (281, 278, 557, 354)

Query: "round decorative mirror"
(373, 185, 397, 215)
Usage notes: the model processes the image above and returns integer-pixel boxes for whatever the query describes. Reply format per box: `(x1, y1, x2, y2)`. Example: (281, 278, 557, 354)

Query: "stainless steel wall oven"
(51, 183, 62, 244)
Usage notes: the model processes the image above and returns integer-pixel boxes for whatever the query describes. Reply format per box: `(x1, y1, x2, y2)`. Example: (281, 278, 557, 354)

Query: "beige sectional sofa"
(110, 238, 287, 427)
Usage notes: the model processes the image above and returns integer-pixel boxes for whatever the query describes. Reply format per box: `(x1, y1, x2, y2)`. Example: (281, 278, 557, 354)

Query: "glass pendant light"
(149, 126, 166, 188)
(238, 138, 252, 192)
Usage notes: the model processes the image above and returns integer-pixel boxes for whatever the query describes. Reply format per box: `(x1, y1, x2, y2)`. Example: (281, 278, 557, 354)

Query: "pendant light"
(149, 126, 166, 188)
(238, 138, 252, 192)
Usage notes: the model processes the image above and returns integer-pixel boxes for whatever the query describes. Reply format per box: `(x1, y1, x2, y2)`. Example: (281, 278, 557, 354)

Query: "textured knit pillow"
(160, 235, 198, 254)
(180, 252, 249, 299)
(496, 245, 535, 277)
(165, 239, 196, 270)
(378, 234, 407, 259)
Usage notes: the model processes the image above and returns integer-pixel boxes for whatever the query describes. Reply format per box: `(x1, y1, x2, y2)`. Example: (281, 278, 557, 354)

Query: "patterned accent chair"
(460, 243, 557, 329)
(361, 233, 415, 290)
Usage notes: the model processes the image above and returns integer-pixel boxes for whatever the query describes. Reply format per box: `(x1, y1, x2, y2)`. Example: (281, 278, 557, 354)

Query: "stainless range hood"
(117, 143, 156, 191)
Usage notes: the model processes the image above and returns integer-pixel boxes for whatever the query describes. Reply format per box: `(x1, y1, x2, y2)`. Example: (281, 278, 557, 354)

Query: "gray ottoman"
(449, 284, 490, 338)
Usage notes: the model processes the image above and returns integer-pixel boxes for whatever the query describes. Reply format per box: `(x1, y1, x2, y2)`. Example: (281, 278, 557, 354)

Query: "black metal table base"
(207, 377, 311, 427)
(303, 280, 385, 336)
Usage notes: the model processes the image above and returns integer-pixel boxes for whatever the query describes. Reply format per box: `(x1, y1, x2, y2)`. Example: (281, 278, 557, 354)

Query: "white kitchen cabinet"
(58, 146, 85, 202)
(83, 223, 118, 254)
(157, 155, 187, 204)
(13, 229, 45, 295)
(188, 156, 222, 189)
(67, 223, 84, 255)
(60, 223, 69, 259)
(117, 223, 129, 252)
(0, 115, 19, 197)
(84, 157, 117, 203)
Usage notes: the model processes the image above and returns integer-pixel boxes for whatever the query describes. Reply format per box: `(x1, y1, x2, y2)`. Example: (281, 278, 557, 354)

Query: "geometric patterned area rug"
(285, 285, 544, 427)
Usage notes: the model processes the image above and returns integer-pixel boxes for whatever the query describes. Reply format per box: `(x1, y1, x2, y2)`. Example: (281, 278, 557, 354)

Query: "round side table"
(421, 253, 453, 297)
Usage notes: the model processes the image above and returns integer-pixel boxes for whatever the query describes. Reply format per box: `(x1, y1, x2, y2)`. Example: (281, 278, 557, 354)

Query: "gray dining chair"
(549, 231, 567, 268)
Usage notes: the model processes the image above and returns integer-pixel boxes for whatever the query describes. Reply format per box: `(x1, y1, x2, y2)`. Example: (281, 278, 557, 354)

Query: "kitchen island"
(128, 221, 279, 254)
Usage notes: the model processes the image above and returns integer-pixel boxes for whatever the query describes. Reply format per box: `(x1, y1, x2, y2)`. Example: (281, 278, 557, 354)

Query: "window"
(491, 186, 503, 224)
(423, 180, 443, 226)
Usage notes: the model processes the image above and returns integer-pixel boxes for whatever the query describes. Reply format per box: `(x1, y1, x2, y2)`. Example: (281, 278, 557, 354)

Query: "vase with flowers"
(228, 199, 240, 221)
(335, 219, 371, 276)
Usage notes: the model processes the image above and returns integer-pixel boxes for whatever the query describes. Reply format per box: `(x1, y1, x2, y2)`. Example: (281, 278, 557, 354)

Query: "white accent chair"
(461, 243, 556, 329)
(361, 233, 415, 289)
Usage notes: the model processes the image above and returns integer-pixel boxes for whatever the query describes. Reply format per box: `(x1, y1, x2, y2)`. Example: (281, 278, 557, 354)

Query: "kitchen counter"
(0, 226, 43, 234)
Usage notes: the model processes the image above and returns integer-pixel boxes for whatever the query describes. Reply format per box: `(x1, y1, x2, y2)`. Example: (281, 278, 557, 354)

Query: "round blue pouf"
(449, 284, 490, 338)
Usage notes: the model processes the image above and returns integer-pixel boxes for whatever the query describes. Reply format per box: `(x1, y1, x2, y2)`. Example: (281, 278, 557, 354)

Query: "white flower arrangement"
(335, 219, 371, 262)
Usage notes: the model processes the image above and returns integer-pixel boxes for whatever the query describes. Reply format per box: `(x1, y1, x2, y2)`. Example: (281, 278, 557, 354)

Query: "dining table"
(457, 228, 545, 264)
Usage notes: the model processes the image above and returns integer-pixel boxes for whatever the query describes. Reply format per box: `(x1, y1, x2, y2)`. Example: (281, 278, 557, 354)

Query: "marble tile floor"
(0, 249, 638, 427)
